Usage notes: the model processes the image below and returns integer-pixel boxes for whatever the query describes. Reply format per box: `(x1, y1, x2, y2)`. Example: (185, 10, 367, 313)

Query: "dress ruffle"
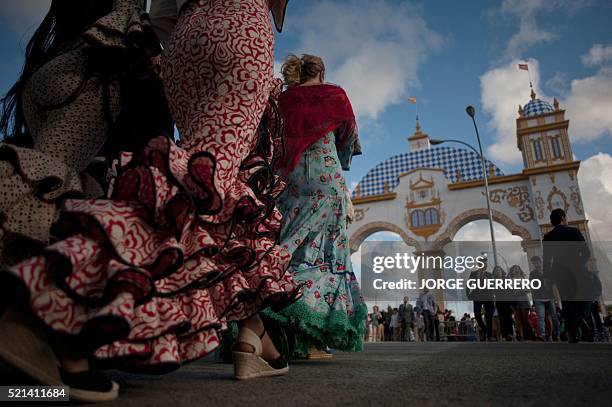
(5, 100, 301, 371)
(0, 0, 158, 268)
(0, 144, 103, 266)
(84, 0, 161, 56)
(262, 297, 368, 357)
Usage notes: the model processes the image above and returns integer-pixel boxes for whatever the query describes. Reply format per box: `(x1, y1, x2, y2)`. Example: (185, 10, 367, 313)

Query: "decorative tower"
(408, 120, 431, 151)
(517, 91, 589, 239)
(517, 90, 572, 168)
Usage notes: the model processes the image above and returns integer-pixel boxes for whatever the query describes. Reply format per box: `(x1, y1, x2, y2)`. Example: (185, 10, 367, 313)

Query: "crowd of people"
(366, 209, 610, 344)
(366, 301, 611, 343)
(366, 291, 444, 343)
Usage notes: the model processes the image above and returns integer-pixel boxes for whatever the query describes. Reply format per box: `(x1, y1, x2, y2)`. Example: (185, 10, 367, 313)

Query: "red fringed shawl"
(277, 84, 360, 173)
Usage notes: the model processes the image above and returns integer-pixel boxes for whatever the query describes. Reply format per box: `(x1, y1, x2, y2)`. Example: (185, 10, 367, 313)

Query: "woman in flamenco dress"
(261, 54, 367, 359)
(0, 0, 298, 402)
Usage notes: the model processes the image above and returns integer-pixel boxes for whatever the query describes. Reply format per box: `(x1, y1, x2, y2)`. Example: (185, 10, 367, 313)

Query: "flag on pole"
(518, 63, 529, 71)
(407, 96, 417, 104)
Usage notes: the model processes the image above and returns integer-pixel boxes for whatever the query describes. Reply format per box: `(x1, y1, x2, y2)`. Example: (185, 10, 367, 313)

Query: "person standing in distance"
(542, 208, 591, 343)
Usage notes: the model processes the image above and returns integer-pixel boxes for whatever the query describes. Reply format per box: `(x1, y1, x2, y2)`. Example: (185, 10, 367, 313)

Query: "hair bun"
(281, 54, 302, 87)
(281, 54, 325, 87)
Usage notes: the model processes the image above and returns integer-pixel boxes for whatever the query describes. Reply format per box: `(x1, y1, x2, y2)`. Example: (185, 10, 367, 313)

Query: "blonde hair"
(281, 54, 325, 87)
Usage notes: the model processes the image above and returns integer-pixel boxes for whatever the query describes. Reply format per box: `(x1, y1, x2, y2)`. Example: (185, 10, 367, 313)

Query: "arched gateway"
(348, 92, 591, 305)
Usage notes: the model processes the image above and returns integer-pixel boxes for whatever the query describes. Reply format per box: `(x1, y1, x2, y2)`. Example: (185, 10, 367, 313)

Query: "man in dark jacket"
(542, 208, 591, 343)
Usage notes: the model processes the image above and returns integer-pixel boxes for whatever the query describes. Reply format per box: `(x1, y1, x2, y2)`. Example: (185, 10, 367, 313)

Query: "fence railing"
(439, 320, 478, 341)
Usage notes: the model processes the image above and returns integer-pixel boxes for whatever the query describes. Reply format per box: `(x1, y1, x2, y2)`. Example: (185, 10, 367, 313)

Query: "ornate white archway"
(348, 95, 590, 269)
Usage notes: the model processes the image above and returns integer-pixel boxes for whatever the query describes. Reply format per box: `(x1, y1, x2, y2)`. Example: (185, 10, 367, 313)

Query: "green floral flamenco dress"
(262, 83, 367, 358)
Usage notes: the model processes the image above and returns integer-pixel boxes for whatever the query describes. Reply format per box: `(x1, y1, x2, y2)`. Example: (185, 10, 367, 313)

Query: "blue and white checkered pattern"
(353, 146, 503, 198)
(523, 99, 553, 117)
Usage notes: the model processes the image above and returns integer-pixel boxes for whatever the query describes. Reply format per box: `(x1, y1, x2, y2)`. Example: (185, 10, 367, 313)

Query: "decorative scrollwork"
(354, 207, 370, 222)
(535, 190, 545, 220)
(569, 185, 583, 215)
(485, 186, 535, 223)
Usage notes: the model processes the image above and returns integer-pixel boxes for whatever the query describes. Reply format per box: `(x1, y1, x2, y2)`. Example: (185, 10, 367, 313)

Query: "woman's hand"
(345, 187, 354, 225)
(150, 55, 162, 78)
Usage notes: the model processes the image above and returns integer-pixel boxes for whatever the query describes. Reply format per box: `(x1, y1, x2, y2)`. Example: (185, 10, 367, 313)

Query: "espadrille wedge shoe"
(233, 327, 289, 380)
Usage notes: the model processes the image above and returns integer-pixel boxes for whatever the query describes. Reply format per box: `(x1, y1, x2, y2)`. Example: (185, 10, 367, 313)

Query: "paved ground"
(2, 342, 611, 406)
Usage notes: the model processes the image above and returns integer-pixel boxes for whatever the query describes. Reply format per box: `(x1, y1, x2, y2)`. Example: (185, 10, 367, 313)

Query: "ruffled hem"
(261, 298, 368, 358)
(0, 143, 103, 266)
(3, 99, 300, 370)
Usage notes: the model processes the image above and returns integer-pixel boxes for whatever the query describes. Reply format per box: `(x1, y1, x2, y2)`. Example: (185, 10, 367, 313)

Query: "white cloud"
(0, 0, 51, 35)
(581, 44, 612, 67)
(453, 220, 527, 272)
(287, 0, 442, 120)
(578, 153, 612, 241)
(574, 153, 612, 305)
(562, 67, 612, 141)
(480, 58, 546, 165)
(364, 232, 404, 242)
(453, 220, 522, 242)
(545, 71, 569, 96)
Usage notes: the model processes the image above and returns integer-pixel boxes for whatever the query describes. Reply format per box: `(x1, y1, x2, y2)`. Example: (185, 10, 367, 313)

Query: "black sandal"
(59, 368, 119, 403)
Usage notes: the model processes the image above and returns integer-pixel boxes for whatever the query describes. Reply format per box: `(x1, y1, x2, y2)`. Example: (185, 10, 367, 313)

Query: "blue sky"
(272, 0, 612, 242)
(1, 0, 611, 241)
(272, 0, 612, 182)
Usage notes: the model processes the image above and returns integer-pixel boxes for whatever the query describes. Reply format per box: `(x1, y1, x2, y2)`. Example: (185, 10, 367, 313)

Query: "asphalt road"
(1, 342, 611, 406)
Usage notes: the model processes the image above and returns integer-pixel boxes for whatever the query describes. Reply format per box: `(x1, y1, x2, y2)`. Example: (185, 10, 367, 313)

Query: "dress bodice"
(149, 0, 288, 46)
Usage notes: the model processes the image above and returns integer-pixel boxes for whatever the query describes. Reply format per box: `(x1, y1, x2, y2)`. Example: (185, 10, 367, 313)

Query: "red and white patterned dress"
(4, 0, 299, 371)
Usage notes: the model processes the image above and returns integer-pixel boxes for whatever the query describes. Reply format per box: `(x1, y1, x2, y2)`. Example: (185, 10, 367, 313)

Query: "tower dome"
(521, 89, 553, 117)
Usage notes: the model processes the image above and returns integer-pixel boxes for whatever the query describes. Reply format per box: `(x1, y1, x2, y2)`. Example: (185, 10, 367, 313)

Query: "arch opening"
(349, 221, 421, 254)
(440, 219, 532, 319)
(433, 208, 534, 251)
(350, 229, 419, 316)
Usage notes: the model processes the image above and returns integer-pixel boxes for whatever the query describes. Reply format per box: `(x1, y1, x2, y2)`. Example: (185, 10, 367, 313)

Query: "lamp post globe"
(466, 105, 476, 118)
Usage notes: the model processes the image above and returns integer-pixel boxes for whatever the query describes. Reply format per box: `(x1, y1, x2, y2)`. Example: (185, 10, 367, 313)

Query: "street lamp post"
(430, 106, 499, 269)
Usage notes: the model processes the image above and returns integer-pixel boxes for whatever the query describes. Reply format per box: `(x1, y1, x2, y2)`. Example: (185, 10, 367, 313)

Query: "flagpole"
(522, 61, 534, 92)
(527, 67, 533, 91)
(407, 96, 419, 127)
